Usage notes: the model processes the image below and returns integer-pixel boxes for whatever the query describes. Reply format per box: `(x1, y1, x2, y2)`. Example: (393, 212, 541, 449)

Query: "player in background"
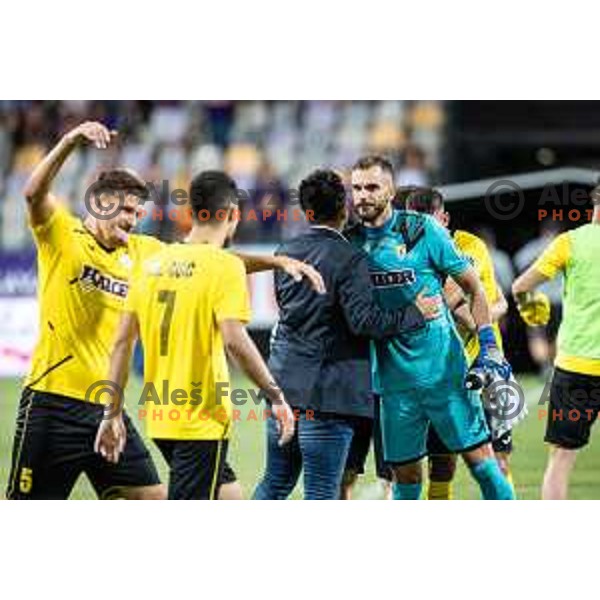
(512, 187, 600, 499)
(346, 155, 514, 500)
(514, 222, 563, 375)
(95, 171, 294, 499)
(6, 121, 322, 500)
(401, 187, 518, 500)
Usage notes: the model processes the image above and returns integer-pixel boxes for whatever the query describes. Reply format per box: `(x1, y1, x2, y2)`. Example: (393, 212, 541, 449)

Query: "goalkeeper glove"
(516, 291, 551, 327)
(465, 325, 513, 390)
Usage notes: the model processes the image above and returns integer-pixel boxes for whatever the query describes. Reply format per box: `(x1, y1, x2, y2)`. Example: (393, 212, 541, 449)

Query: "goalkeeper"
(513, 188, 600, 499)
(347, 157, 514, 500)
(401, 187, 521, 500)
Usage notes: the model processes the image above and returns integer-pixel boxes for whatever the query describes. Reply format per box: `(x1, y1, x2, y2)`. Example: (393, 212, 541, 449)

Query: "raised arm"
(25, 121, 116, 226)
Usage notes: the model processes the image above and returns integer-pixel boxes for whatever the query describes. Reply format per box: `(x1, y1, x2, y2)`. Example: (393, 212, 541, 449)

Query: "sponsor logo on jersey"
(370, 269, 416, 288)
(79, 265, 129, 298)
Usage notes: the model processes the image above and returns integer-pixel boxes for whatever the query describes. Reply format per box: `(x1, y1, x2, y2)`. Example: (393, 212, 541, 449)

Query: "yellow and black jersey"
(453, 230, 504, 362)
(25, 204, 163, 400)
(126, 243, 252, 441)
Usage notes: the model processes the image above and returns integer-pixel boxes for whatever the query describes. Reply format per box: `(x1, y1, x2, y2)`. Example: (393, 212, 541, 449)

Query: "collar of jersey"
(310, 224, 347, 241)
(363, 210, 396, 237)
(81, 225, 119, 253)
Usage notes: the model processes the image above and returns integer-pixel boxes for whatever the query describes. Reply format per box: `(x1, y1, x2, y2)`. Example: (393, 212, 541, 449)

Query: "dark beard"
(357, 202, 387, 225)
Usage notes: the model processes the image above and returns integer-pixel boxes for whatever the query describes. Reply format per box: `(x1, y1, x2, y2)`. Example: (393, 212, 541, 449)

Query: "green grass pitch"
(2, 374, 600, 499)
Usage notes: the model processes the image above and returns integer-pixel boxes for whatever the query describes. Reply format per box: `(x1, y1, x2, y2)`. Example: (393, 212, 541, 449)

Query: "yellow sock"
(506, 469, 514, 493)
(428, 480, 453, 500)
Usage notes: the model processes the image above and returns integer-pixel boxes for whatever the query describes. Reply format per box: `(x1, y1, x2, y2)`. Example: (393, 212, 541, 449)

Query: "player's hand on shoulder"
(278, 256, 326, 294)
(64, 121, 117, 150)
(94, 413, 127, 464)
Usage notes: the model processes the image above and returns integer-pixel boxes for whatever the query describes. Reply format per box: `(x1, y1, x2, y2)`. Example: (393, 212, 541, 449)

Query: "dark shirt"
(268, 226, 425, 419)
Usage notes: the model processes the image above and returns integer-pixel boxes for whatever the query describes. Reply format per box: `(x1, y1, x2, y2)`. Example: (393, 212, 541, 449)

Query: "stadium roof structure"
(439, 167, 600, 203)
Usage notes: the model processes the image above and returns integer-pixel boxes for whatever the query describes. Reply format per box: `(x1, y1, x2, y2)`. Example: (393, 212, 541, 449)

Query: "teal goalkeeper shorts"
(379, 382, 491, 464)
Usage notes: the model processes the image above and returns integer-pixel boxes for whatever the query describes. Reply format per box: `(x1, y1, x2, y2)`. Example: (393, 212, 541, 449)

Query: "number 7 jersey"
(126, 243, 252, 440)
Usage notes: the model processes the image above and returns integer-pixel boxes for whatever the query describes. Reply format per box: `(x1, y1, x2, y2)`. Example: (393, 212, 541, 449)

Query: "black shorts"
(6, 388, 160, 500)
(220, 461, 237, 485)
(544, 367, 600, 450)
(154, 438, 229, 499)
(344, 396, 392, 481)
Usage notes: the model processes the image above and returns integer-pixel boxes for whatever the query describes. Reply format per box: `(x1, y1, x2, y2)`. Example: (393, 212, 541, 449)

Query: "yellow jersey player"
(95, 171, 295, 499)
(6, 122, 166, 500)
(6, 121, 322, 500)
(513, 186, 600, 499)
(402, 187, 515, 500)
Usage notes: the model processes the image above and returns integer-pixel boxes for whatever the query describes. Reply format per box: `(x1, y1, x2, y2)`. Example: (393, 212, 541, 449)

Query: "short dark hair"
(94, 168, 148, 199)
(189, 170, 238, 222)
(393, 185, 421, 209)
(404, 187, 444, 214)
(352, 155, 394, 177)
(299, 169, 346, 224)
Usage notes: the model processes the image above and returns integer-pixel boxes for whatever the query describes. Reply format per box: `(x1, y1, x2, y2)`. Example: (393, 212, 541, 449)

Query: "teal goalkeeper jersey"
(346, 210, 471, 392)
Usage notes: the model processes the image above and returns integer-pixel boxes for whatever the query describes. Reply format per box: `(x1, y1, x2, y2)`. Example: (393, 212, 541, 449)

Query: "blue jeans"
(253, 412, 354, 500)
